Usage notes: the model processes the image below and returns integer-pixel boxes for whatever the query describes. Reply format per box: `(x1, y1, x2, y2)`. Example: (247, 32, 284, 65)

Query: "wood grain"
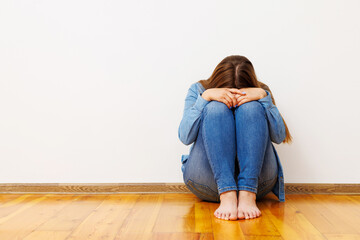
(0, 183, 359, 194)
(1, 193, 360, 239)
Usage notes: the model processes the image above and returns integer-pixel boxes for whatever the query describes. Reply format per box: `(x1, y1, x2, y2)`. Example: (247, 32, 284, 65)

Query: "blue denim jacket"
(178, 82, 286, 202)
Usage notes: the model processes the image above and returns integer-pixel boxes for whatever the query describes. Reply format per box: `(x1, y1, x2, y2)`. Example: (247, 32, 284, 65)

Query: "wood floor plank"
(343, 195, 360, 212)
(32, 194, 107, 231)
(0, 194, 39, 219)
(0, 193, 359, 240)
(194, 201, 213, 233)
(347, 195, 360, 205)
(152, 193, 196, 233)
(115, 194, 164, 239)
(23, 231, 72, 240)
(0, 194, 49, 224)
(150, 232, 213, 240)
(238, 197, 282, 238)
(0, 194, 77, 240)
(207, 201, 244, 240)
(323, 233, 360, 240)
(244, 236, 283, 240)
(0, 194, 31, 207)
(286, 194, 358, 235)
(310, 194, 360, 235)
(65, 194, 139, 240)
(262, 195, 327, 240)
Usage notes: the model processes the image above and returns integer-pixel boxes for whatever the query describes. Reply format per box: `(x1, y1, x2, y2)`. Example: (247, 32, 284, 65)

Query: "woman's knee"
(203, 101, 231, 118)
(235, 101, 265, 119)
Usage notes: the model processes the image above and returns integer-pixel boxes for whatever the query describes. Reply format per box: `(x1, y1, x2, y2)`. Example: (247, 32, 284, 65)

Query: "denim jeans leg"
(234, 101, 269, 194)
(201, 101, 238, 195)
(183, 124, 220, 202)
(256, 135, 279, 199)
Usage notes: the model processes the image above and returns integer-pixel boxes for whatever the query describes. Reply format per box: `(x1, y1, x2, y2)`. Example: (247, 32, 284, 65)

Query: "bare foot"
(237, 190, 262, 219)
(214, 190, 238, 221)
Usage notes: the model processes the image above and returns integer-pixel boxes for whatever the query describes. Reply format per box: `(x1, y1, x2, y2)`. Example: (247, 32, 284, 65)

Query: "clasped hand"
(201, 87, 267, 109)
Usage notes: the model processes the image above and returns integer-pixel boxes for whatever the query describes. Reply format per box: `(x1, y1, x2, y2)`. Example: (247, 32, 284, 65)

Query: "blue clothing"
(182, 99, 279, 202)
(178, 82, 286, 202)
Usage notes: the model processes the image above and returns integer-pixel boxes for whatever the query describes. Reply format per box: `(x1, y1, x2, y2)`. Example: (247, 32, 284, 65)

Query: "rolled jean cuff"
(238, 185, 257, 194)
(218, 186, 238, 195)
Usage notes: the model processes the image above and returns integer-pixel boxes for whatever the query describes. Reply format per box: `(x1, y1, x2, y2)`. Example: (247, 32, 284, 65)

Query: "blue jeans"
(182, 100, 278, 202)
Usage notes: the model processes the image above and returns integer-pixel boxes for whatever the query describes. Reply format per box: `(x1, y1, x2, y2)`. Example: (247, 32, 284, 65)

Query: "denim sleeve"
(178, 84, 210, 145)
(257, 90, 286, 144)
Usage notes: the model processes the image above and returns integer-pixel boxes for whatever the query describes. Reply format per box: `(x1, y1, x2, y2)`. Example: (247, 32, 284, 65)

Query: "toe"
(230, 212, 237, 220)
(238, 211, 245, 219)
(245, 212, 250, 219)
(256, 210, 261, 217)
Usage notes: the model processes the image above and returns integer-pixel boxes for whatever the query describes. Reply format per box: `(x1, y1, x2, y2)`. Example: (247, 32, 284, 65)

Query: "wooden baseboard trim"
(0, 183, 359, 194)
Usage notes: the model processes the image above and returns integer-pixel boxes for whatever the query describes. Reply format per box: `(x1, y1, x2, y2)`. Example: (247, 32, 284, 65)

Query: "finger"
(236, 96, 245, 106)
(225, 95, 235, 107)
(233, 88, 247, 95)
(217, 98, 229, 108)
(226, 92, 237, 107)
(220, 98, 231, 109)
(228, 88, 246, 95)
(238, 88, 248, 95)
(223, 97, 231, 108)
(237, 98, 249, 106)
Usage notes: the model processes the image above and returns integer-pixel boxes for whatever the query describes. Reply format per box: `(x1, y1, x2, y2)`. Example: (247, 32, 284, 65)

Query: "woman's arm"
(178, 83, 210, 145)
(257, 88, 286, 144)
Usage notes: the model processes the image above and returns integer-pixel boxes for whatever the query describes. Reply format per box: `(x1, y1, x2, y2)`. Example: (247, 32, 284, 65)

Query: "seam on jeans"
(218, 186, 238, 194)
(234, 101, 269, 192)
(187, 179, 218, 200)
(218, 186, 238, 191)
(257, 175, 277, 196)
(238, 185, 257, 192)
(201, 108, 218, 190)
(188, 178, 218, 196)
(202, 103, 234, 193)
(258, 175, 277, 189)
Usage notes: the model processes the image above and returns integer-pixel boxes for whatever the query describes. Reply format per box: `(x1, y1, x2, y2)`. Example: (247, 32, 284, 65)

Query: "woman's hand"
(228, 87, 267, 107)
(201, 88, 246, 109)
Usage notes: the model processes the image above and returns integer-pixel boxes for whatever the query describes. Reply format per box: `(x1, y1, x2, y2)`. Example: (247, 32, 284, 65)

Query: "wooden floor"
(0, 193, 360, 240)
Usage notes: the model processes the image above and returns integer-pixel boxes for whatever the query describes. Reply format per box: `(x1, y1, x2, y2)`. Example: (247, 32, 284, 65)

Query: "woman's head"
(199, 55, 261, 89)
(198, 55, 293, 144)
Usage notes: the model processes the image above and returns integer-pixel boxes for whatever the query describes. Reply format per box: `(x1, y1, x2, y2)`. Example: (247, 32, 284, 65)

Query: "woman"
(178, 55, 292, 221)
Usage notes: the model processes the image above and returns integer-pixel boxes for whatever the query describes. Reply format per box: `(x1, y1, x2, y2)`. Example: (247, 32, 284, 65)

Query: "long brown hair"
(198, 55, 293, 144)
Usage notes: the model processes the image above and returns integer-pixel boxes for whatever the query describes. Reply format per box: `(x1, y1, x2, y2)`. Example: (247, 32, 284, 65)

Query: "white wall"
(0, 0, 359, 183)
